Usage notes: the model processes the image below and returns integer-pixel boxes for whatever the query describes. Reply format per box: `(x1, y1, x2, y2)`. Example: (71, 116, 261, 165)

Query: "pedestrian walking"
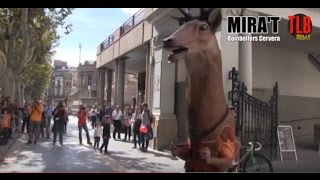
(52, 101, 66, 146)
(140, 103, 155, 152)
(90, 105, 98, 129)
(93, 122, 102, 150)
(78, 105, 92, 145)
(111, 105, 123, 140)
(131, 107, 142, 149)
(100, 115, 111, 154)
(123, 106, 132, 141)
(45, 104, 53, 139)
(27, 99, 44, 145)
(21, 103, 31, 134)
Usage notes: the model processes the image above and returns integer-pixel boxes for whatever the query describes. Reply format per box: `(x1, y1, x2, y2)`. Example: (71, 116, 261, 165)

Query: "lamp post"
(88, 85, 91, 98)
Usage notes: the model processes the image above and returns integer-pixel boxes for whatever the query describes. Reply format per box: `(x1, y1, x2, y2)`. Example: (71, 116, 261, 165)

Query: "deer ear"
(208, 8, 222, 33)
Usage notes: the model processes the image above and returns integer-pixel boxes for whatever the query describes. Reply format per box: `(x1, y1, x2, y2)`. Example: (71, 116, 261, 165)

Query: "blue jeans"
(53, 122, 64, 144)
(78, 124, 91, 144)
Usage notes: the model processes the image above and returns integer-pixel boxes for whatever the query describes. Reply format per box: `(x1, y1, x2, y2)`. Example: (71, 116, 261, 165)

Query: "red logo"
(288, 14, 312, 40)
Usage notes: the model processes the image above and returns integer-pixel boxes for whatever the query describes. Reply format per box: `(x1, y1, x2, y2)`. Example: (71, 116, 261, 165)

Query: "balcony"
(97, 9, 155, 68)
(98, 8, 145, 53)
(120, 8, 144, 35)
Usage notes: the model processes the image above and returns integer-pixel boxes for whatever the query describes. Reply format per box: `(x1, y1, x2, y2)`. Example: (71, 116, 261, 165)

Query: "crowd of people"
(0, 94, 242, 173)
(0, 96, 156, 156)
(82, 102, 155, 153)
(0, 97, 25, 145)
(0, 97, 70, 146)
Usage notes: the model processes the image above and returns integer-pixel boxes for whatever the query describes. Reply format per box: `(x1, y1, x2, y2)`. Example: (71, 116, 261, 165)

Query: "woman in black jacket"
(52, 102, 66, 146)
(100, 115, 111, 154)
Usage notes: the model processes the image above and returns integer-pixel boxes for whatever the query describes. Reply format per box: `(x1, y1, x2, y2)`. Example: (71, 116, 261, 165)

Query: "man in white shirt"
(90, 106, 98, 129)
(112, 105, 123, 140)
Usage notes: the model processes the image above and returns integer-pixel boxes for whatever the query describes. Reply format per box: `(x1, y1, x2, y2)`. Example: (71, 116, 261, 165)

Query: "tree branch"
(6, 10, 22, 68)
(16, 44, 35, 75)
(14, 8, 30, 74)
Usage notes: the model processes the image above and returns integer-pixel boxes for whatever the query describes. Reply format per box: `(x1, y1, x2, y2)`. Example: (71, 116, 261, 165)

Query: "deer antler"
(177, 8, 193, 19)
(171, 8, 194, 25)
(199, 8, 215, 22)
(200, 8, 206, 16)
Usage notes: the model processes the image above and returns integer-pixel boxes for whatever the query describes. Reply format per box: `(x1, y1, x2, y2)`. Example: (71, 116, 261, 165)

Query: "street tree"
(21, 56, 52, 102)
(0, 8, 73, 102)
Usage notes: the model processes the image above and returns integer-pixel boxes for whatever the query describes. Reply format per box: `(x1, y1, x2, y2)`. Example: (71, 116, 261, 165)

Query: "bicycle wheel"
(242, 152, 273, 172)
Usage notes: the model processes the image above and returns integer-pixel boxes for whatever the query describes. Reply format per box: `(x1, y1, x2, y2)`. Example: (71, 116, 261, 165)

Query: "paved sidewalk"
(0, 116, 185, 173)
(271, 136, 320, 172)
(0, 130, 21, 162)
(2, 116, 320, 172)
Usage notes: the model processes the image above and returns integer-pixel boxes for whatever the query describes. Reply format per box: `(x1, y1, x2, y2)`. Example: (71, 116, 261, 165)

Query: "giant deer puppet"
(163, 8, 240, 172)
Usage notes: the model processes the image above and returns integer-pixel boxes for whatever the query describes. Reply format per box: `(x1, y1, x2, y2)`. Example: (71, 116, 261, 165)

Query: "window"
(72, 79, 77, 87)
(128, 74, 137, 83)
(88, 75, 92, 86)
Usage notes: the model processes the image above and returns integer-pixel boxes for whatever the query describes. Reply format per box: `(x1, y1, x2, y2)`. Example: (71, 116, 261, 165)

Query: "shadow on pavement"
(0, 118, 184, 173)
(1, 130, 122, 172)
(144, 150, 179, 160)
(112, 137, 179, 160)
(108, 153, 170, 172)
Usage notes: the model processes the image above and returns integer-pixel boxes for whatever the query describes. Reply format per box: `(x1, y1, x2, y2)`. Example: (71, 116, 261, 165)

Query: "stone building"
(69, 60, 137, 109)
(70, 60, 98, 106)
(47, 60, 77, 105)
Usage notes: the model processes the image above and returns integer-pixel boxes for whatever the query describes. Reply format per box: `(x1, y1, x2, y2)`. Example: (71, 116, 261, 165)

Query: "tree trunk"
(21, 84, 25, 105)
(0, 79, 3, 98)
(17, 82, 22, 106)
(3, 72, 15, 103)
(26, 92, 30, 102)
(25, 90, 30, 103)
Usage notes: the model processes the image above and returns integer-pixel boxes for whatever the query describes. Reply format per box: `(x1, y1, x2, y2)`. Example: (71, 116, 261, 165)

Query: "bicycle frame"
(238, 146, 258, 167)
(233, 142, 262, 169)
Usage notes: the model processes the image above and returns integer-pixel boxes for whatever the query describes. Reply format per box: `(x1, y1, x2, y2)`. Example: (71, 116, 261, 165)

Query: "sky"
(53, 8, 141, 67)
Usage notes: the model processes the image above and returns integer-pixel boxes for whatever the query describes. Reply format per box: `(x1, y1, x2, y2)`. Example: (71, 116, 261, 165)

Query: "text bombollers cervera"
(227, 16, 281, 42)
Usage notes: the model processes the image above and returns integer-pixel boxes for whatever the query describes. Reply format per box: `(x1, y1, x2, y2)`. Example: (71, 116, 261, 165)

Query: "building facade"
(67, 60, 98, 106)
(48, 60, 77, 105)
(69, 60, 137, 108)
(96, 8, 320, 150)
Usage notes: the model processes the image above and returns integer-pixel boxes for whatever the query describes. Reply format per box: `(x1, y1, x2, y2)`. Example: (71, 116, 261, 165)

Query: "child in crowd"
(100, 115, 111, 154)
(93, 122, 102, 149)
(1, 108, 12, 140)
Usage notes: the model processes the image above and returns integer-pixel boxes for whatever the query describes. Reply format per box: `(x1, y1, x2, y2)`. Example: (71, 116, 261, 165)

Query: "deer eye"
(199, 24, 209, 31)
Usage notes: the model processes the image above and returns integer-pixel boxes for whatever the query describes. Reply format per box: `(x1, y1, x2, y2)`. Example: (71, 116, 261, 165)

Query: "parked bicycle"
(227, 141, 273, 173)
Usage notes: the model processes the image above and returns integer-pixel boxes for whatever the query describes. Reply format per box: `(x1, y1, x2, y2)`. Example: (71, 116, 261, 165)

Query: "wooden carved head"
(163, 8, 222, 63)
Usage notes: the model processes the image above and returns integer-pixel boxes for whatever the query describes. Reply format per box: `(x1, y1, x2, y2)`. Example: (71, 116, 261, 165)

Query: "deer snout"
(163, 37, 172, 43)
(163, 37, 174, 48)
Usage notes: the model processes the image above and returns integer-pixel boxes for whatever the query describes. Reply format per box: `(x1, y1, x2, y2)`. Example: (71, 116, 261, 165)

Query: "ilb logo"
(227, 16, 281, 42)
(288, 14, 312, 41)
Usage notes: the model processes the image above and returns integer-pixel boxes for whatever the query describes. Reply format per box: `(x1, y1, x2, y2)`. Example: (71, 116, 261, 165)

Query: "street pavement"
(271, 136, 320, 172)
(0, 116, 185, 173)
(1, 115, 320, 173)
